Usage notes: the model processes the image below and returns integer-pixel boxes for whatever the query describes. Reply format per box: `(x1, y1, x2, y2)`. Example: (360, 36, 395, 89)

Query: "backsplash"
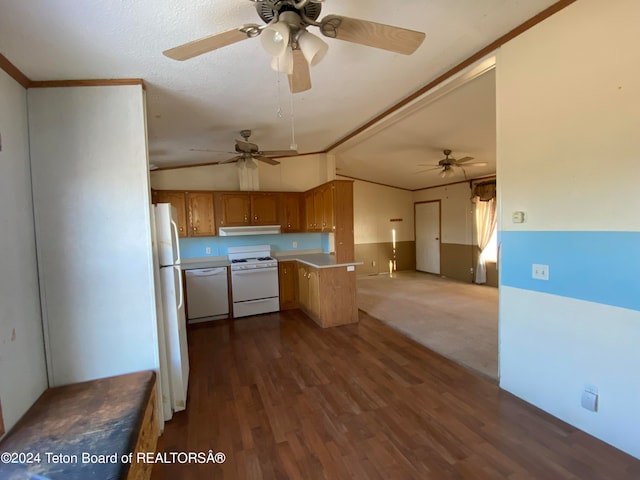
(179, 233, 330, 259)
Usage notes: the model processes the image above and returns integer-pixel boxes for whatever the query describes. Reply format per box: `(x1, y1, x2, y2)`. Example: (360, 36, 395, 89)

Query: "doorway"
(415, 200, 441, 274)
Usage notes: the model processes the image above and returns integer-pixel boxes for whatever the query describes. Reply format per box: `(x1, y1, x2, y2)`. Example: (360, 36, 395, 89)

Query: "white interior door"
(415, 201, 441, 274)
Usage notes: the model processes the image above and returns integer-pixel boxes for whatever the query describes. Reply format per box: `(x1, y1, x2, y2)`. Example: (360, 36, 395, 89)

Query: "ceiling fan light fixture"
(440, 167, 455, 179)
(260, 22, 290, 56)
(245, 158, 258, 170)
(271, 46, 294, 74)
(297, 30, 328, 66)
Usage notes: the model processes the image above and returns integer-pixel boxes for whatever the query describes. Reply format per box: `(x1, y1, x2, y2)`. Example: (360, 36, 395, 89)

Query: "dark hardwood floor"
(151, 310, 640, 479)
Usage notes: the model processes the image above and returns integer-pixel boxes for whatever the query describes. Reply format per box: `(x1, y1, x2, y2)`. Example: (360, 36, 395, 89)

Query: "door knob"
(435, 237, 439, 240)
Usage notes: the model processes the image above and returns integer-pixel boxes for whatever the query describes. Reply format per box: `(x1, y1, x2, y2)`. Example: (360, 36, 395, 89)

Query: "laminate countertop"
(179, 254, 362, 270)
(180, 258, 230, 270)
(276, 253, 363, 269)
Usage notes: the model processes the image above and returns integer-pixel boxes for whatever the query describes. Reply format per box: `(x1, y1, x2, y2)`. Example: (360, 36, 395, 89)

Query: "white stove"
(229, 256, 277, 270)
(228, 245, 280, 317)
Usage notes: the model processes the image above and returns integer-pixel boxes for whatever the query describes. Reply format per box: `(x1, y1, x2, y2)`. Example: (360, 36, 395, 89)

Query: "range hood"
(218, 225, 281, 236)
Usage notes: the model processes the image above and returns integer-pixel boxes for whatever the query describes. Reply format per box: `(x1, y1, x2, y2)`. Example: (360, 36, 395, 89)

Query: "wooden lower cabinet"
(298, 265, 320, 320)
(297, 262, 357, 327)
(278, 261, 298, 310)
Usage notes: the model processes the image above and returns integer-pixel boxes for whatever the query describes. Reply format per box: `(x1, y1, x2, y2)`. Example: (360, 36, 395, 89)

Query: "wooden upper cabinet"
(151, 182, 353, 253)
(251, 193, 279, 225)
(187, 192, 215, 237)
(154, 190, 188, 237)
(304, 183, 336, 233)
(321, 184, 335, 232)
(313, 188, 323, 232)
(304, 191, 316, 231)
(333, 181, 355, 263)
(218, 193, 251, 226)
(281, 193, 302, 232)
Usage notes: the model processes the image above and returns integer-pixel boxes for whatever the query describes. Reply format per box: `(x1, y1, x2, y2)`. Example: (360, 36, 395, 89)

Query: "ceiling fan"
(190, 129, 299, 166)
(417, 149, 488, 179)
(163, 0, 426, 93)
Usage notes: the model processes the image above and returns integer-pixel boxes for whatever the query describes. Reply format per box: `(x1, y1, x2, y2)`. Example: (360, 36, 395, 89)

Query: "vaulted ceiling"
(0, 0, 565, 189)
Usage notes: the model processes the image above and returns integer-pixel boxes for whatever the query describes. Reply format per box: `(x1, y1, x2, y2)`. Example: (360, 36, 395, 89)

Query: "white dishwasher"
(185, 267, 229, 323)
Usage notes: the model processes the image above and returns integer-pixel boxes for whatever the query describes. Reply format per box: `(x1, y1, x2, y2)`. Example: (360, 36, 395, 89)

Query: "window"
(482, 228, 498, 263)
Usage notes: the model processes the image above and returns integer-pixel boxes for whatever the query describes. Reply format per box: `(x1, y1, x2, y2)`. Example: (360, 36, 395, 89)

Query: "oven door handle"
(237, 298, 276, 304)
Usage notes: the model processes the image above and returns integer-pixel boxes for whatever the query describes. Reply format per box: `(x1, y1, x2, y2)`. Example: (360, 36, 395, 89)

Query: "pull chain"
(289, 85, 297, 150)
(275, 58, 284, 119)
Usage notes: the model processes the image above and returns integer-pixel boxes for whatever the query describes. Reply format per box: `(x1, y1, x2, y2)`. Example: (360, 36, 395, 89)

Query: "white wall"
(0, 71, 48, 433)
(151, 153, 330, 192)
(28, 85, 159, 386)
(413, 182, 475, 245)
(350, 179, 414, 244)
(497, 0, 640, 458)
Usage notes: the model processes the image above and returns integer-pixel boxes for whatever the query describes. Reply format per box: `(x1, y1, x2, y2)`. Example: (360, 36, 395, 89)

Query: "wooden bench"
(0, 370, 157, 480)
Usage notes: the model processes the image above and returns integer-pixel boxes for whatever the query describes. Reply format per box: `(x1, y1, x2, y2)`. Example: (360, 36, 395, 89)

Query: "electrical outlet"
(532, 264, 549, 280)
(372, 260, 376, 267)
(292, 241, 298, 248)
(205, 247, 211, 254)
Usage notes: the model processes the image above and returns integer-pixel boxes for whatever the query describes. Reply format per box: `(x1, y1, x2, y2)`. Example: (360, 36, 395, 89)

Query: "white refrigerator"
(153, 203, 190, 418)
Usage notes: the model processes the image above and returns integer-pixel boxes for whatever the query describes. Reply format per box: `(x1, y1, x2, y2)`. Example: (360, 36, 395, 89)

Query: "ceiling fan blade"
(163, 25, 257, 61)
(460, 162, 488, 167)
(255, 156, 281, 166)
(454, 156, 475, 164)
(416, 163, 441, 167)
(190, 148, 236, 154)
(288, 49, 311, 93)
(260, 149, 299, 156)
(320, 15, 425, 55)
(220, 156, 243, 164)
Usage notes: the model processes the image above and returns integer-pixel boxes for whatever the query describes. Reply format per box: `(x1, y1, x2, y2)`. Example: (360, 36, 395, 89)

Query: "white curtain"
(474, 197, 497, 284)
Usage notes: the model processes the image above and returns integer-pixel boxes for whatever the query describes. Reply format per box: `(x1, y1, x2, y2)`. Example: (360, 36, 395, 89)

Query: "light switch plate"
(347, 265, 355, 272)
(581, 390, 598, 412)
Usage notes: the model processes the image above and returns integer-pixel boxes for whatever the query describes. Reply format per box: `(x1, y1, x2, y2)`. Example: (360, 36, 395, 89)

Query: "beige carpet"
(356, 271, 498, 380)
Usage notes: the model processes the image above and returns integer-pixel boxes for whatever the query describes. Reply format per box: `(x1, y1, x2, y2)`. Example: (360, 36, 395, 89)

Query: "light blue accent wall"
(500, 231, 640, 312)
(179, 233, 328, 258)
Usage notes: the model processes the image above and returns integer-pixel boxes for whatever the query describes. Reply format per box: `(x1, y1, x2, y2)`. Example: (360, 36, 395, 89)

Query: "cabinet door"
(220, 193, 250, 226)
(321, 184, 335, 232)
(278, 261, 298, 310)
(281, 193, 302, 232)
(308, 268, 320, 319)
(156, 191, 188, 237)
(297, 264, 309, 312)
(313, 188, 323, 232)
(333, 181, 355, 263)
(187, 192, 215, 237)
(304, 191, 316, 232)
(251, 193, 279, 225)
